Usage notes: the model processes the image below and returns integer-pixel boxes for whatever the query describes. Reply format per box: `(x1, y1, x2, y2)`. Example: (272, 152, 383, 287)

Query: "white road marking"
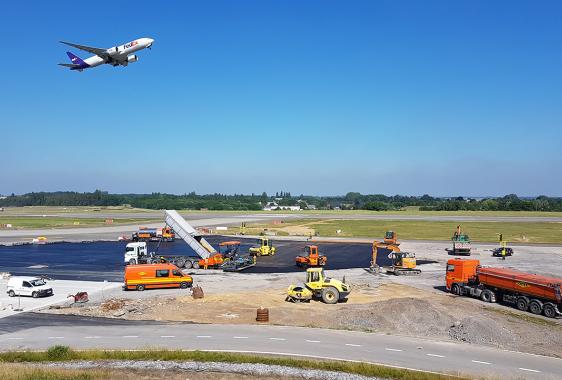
(519, 368, 541, 373)
(269, 337, 286, 341)
(426, 354, 445, 358)
(385, 348, 403, 352)
(471, 360, 491, 365)
(196, 335, 212, 338)
(48, 337, 64, 339)
(306, 340, 321, 343)
(7, 337, 23, 340)
(160, 335, 175, 338)
(84, 336, 100, 339)
(345, 343, 361, 347)
(122, 335, 138, 338)
(233, 336, 248, 339)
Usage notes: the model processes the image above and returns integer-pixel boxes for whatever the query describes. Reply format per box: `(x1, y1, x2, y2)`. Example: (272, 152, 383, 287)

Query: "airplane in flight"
(58, 37, 154, 71)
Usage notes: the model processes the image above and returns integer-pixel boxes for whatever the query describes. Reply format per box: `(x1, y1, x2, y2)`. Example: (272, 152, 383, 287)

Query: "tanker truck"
(446, 258, 561, 318)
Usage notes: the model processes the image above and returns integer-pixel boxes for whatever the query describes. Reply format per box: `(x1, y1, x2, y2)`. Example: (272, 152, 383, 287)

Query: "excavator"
(295, 245, 327, 268)
(371, 241, 421, 276)
(249, 237, 276, 256)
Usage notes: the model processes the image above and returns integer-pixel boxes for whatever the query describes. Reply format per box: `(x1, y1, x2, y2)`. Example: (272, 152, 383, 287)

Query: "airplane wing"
(59, 41, 108, 58)
(58, 63, 82, 68)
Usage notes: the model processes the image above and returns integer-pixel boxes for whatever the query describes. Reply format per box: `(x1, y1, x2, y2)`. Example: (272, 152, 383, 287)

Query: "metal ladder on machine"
(164, 210, 217, 262)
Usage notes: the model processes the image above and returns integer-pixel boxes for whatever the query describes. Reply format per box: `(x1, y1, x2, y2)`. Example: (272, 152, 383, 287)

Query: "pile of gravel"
(45, 359, 382, 380)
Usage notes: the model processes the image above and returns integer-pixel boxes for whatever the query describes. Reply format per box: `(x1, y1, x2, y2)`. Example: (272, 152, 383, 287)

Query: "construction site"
(1, 209, 561, 376)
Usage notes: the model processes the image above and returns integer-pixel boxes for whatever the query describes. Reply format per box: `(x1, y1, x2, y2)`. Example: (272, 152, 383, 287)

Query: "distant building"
(262, 201, 300, 211)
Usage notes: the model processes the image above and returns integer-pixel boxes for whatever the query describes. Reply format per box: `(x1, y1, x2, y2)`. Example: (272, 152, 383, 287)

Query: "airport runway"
(0, 237, 410, 281)
(0, 314, 559, 379)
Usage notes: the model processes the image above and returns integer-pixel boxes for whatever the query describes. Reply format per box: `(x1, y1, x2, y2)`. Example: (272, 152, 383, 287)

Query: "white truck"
(124, 241, 202, 268)
(7, 276, 53, 298)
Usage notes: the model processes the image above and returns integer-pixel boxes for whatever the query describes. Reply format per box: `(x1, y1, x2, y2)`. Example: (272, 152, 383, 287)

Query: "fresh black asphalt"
(0, 237, 434, 282)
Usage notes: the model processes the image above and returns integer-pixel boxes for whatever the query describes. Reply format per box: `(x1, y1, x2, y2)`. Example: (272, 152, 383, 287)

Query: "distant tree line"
(0, 191, 561, 212)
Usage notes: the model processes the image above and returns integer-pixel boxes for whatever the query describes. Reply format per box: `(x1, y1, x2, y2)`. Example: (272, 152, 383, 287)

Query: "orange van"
(124, 263, 193, 291)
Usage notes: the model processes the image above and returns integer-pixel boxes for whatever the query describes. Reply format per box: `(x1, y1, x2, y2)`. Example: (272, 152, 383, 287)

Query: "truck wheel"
(176, 258, 186, 268)
(321, 287, 339, 304)
(128, 259, 136, 265)
(8, 290, 15, 297)
(180, 282, 189, 289)
(480, 289, 496, 303)
(543, 303, 558, 318)
(451, 284, 461, 295)
(184, 260, 193, 269)
(32, 291, 39, 298)
(516, 297, 529, 311)
(136, 284, 145, 291)
(192, 261, 200, 269)
(528, 299, 543, 315)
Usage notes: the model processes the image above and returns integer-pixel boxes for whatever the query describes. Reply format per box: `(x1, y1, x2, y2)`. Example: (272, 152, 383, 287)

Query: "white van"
(6, 276, 53, 298)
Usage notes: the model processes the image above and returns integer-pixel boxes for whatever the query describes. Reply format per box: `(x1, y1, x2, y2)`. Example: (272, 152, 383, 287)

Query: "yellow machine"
(249, 237, 276, 256)
(286, 267, 351, 304)
(371, 241, 421, 276)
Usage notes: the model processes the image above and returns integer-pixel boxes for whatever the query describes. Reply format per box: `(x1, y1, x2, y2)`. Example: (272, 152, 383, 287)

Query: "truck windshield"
(30, 279, 46, 286)
(125, 247, 135, 252)
(446, 264, 455, 272)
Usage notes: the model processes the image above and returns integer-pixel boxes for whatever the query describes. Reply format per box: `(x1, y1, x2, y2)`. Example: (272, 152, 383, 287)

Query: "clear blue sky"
(1, 1, 561, 196)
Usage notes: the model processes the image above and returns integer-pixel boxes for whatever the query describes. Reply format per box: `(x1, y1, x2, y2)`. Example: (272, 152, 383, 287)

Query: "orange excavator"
(383, 230, 399, 245)
(295, 245, 327, 268)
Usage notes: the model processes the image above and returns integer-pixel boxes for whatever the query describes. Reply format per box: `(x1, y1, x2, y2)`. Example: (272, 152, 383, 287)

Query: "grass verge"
(0, 347, 469, 380)
(0, 217, 160, 229)
(245, 219, 562, 244)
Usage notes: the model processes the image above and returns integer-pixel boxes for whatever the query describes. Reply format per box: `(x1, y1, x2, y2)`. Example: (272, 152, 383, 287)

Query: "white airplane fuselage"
(84, 38, 153, 68)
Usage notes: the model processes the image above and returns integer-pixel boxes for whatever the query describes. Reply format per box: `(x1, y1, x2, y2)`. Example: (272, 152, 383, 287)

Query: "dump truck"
(295, 245, 327, 268)
(249, 237, 276, 256)
(124, 241, 201, 268)
(446, 258, 562, 318)
(448, 225, 471, 255)
(286, 267, 351, 304)
(132, 227, 175, 242)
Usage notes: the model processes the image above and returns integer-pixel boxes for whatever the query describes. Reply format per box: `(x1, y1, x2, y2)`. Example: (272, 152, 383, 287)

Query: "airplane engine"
(127, 55, 139, 63)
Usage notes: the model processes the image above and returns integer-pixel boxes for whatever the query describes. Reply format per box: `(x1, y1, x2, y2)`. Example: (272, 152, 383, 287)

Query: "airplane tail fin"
(66, 51, 87, 66)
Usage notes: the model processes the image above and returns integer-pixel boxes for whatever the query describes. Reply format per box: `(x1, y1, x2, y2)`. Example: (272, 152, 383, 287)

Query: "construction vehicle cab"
(249, 237, 276, 256)
(197, 241, 240, 269)
(383, 231, 399, 245)
(286, 267, 351, 304)
(295, 245, 327, 268)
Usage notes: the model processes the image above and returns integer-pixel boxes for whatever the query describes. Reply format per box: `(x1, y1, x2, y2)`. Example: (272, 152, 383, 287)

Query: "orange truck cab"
(446, 258, 480, 290)
(124, 263, 193, 291)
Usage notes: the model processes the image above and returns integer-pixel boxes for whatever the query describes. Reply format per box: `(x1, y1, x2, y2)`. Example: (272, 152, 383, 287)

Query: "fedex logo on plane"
(124, 40, 138, 49)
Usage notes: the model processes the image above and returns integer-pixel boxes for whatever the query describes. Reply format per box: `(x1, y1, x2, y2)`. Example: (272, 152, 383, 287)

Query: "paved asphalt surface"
(0, 237, 419, 281)
(0, 314, 559, 379)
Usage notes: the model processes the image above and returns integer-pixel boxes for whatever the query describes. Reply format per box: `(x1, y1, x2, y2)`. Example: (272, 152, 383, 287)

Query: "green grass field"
(247, 218, 562, 244)
(0, 217, 159, 229)
(0, 347, 469, 380)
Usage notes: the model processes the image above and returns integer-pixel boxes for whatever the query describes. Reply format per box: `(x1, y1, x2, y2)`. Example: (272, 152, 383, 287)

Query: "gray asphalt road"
(0, 316, 560, 379)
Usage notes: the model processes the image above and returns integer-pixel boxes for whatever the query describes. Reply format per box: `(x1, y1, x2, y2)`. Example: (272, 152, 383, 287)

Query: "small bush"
(46, 346, 71, 361)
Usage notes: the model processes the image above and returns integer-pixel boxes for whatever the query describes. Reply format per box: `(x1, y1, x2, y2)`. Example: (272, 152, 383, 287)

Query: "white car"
(6, 276, 53, 298)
